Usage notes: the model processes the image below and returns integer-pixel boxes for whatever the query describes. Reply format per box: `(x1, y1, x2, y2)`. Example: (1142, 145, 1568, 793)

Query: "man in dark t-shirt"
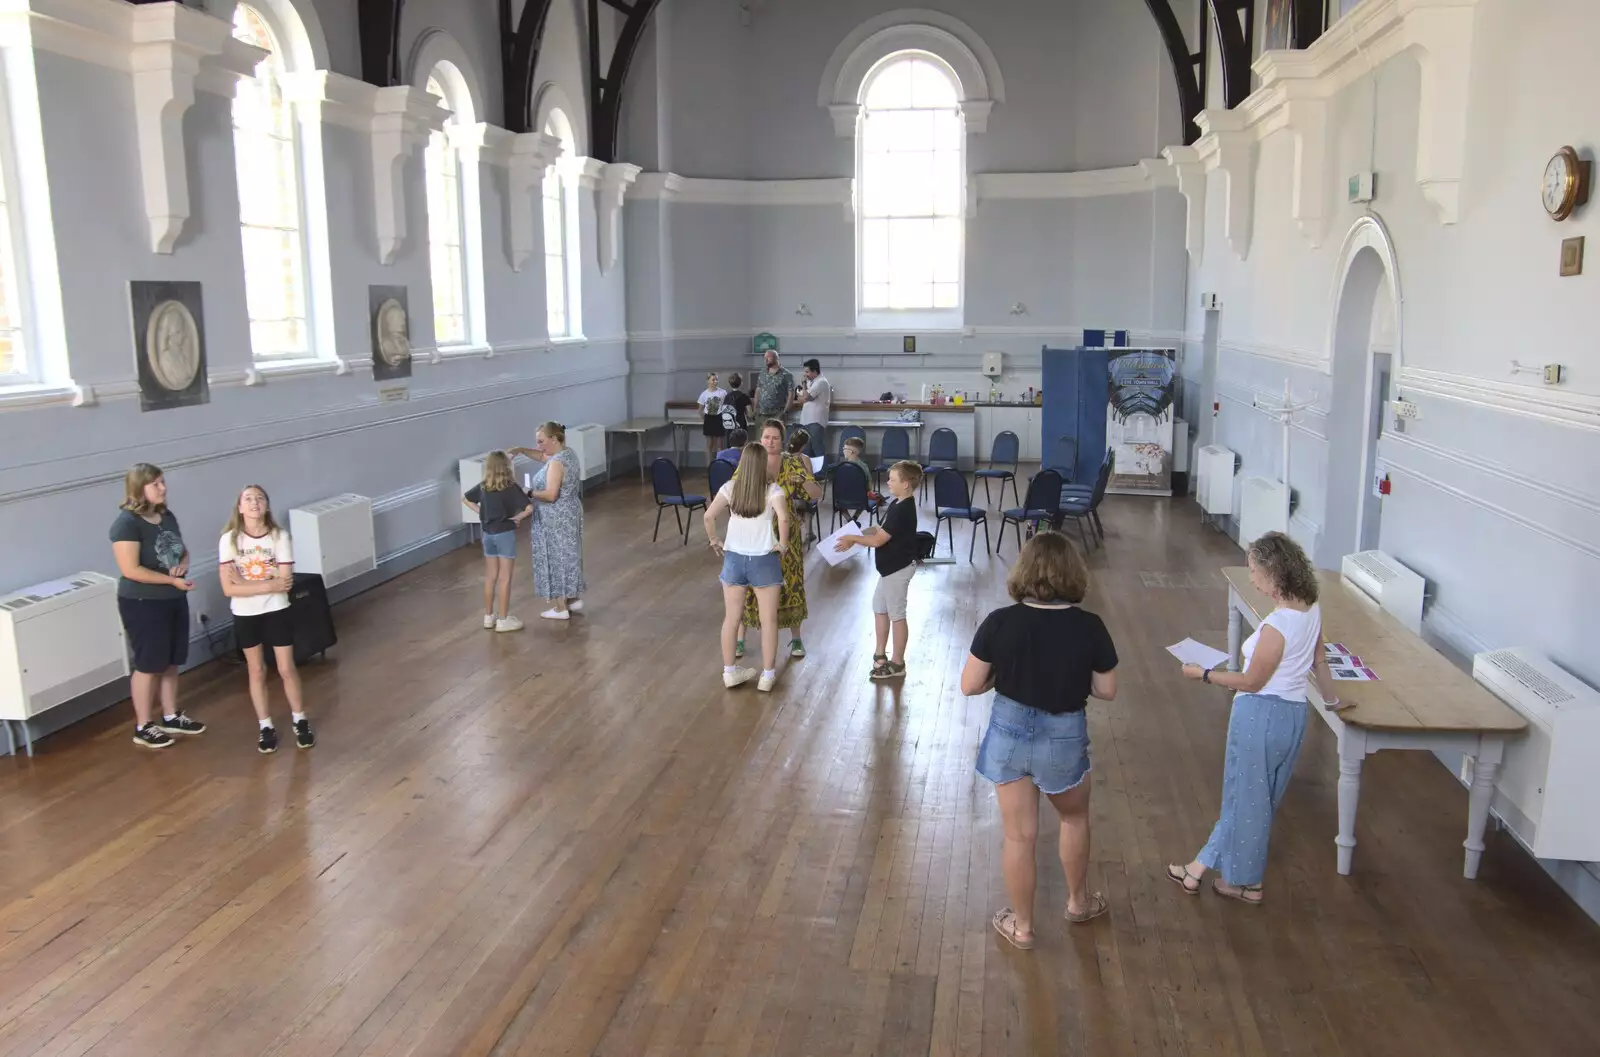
(833, 460, 924, 680)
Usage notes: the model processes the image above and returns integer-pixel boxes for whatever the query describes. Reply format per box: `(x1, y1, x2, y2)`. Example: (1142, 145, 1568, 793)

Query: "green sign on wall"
(753, 332, 778, 357)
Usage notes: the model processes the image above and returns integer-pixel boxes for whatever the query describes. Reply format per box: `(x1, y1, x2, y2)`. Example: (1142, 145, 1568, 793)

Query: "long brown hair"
(1007, 530, 1090, 604)
(730, 443, 772, 517)
(482, 450, 514, 491)
(222, 484, 282, 553)
(1248, 531, 1319, 605)
(121, 463, 166, 515)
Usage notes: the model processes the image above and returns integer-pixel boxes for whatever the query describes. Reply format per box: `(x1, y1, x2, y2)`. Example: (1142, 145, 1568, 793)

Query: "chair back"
(707, 457, 735, 499)
(928, 427, 958, 464)
(1090, 448, 1114, 504)
(650, 458, 684, 501)
(988, 430, 1020, 468)
(832, 461, 871, 510)
(880, 427, 911, 461)
(805, 429, 827, 460)
(1022, 470, 1063, 514)
(933, 467, 971, 511)
(838, 426, 867, 457)
(1048, 436, 1078, 478)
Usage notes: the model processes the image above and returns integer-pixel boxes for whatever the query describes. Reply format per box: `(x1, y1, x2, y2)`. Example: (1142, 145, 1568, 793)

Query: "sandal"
(1166, 863, 1203, 895)
(991, 908, 1034, 950)
(789, 639, 806, 659)
(870, 660, 906, 682)
(1064, 892, 1109, 924)
(869, 654, 888, 680)
(734, 638, 745, 659)
(1212, 879, 1264, 905)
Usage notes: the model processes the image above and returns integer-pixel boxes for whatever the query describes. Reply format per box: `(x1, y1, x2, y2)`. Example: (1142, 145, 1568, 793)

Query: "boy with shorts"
(834, 460, 923, 680)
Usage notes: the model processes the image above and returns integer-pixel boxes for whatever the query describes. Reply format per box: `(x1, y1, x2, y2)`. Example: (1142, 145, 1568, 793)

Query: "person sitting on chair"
(716, 428, 749, 466)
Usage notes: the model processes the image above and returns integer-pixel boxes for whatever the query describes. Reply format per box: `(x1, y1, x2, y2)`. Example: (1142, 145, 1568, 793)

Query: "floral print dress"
(742, 453, 813, 630)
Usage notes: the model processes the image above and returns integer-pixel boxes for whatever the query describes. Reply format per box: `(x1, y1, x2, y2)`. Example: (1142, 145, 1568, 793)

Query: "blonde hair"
(121, 463, 166, 515)
(730, 443, 772, 518)
(1248, 531, 1319, 605)
(482, 450, 514, 491)
(889, 460, 923, 489)
(1007, 531, 1090, 604)
(222, 484, 281, 552)
(537, 421, 566, 445)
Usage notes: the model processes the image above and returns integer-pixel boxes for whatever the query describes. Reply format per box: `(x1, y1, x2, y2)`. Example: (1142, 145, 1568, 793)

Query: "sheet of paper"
(1166, 638, 1231, 669)
(810, 455, 825, 474)
(817, 520, 864, 567)
(1329, 663, 1379, 681)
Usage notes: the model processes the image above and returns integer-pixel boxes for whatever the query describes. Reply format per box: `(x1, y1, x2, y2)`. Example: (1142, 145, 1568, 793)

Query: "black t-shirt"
(465, 484, 530, 534)
(875, 497, 918, 576)
(109, 509, 186, 600)
(721, 390, 752, 432)
(969, 603, 1118, 714)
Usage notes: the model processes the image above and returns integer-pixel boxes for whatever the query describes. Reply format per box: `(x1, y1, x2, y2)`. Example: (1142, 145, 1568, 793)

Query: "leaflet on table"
(1325, 643, 1379, 681)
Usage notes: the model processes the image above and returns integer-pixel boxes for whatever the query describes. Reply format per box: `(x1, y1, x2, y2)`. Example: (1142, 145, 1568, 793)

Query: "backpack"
(915, 531, 937, 561)
(719, 400, 740, 432)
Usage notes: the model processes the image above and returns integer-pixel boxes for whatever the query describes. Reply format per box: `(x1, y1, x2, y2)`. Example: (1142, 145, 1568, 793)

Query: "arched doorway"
(1321, 216, 1403, 567)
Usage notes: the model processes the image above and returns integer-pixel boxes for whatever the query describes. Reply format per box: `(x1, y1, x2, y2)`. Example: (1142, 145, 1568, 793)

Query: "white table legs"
(1463, 736, 1505, 880)
(1335, 726, 1367, 875)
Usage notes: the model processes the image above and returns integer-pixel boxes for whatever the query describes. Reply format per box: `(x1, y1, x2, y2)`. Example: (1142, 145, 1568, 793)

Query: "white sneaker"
(567, 599, 584, 613)
(757, 671, 777, 693)
(723, 667, 757, 688)
(541, 607, 571, 621)
(494, 615, 524, 632)
(483, 614, 496, 629)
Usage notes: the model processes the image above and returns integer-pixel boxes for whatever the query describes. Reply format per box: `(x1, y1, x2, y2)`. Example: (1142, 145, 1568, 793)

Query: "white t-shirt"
(698, 387, 727, 418)
(219, 528, 293, 617)
(718, 481, 785, 556)
(799, 374, 831, 427)
(1240, 604, 1322, 702)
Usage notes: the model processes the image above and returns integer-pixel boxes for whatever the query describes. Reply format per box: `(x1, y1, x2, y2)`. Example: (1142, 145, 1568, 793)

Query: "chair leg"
(945, 518, 954, 556)
(1076, 516, 1090, 552)
(968, 520, 977, 562)
(682, 508, 694, 546)
(1009, 476, 1021, 508)
(982, 477, 991, 505)
(982, 518, 991, 555)
(1093, 509, 1105, 541)
(653, 505, 664, 542)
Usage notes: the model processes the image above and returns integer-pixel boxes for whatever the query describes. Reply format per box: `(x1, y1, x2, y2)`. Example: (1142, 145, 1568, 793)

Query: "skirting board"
(0, 524, 472, 756)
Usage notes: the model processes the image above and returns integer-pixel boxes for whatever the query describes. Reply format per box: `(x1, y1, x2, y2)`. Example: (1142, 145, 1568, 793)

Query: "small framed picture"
(1560, 236, 1585, 277)
(902, 334, 916, 354)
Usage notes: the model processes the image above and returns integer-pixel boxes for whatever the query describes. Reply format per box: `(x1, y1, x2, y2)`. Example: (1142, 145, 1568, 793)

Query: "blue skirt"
(974, 694, 1091, 795)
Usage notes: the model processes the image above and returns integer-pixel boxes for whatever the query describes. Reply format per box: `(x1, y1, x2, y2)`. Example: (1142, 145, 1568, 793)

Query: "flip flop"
(1212, 879, 1264, 905)
(1166, 863, 1203, 895)
(1065, 892, 1109, 924)
(991, 908, 1034, 950)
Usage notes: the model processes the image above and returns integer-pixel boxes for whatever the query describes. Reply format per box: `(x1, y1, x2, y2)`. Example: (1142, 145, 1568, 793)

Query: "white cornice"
(597, 162, 640, 276)
(1397, 367, 1600, 432)
(456, 127, 560, 272)
(819, 12, 1005, 137)
(1161, 145, 1206, 256)
(1193, 109, 1258, 260)
(971, 162, 1175, 204)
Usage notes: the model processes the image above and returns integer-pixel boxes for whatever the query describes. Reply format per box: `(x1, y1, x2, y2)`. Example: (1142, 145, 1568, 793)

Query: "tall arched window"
(232, 4, 310, 361)
(857, 53, 964, 326)
(0, 141, 27, 383)
(423, 74, 466, 345)
(542, 109, 576, 340)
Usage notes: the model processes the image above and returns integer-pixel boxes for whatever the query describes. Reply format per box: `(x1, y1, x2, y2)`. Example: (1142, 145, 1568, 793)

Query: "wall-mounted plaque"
(130, 280, 209, 413)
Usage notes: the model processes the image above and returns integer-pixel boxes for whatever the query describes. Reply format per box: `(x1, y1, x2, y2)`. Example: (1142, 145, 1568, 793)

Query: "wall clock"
(1542, 146, 1591, 221)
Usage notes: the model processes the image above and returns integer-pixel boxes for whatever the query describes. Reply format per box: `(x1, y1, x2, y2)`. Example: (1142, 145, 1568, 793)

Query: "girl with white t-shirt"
(697, 373, 729, 469)
(219, 485, 315, 753)
(1167, 531, 1337, 904)
(703, 443, 789, 692)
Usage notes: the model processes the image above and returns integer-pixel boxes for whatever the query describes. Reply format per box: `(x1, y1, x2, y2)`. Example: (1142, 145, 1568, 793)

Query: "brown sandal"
(991, 908, 1034, 949)
(1166, 863, 1203, 895)
(1064, 892, 1109, 924)
(1212, 879, 1264, 905)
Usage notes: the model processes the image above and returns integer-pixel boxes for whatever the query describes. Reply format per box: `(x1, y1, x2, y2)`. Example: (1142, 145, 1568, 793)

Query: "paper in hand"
(817, 519, 863, 567)
(1167, 638, 1231, 669)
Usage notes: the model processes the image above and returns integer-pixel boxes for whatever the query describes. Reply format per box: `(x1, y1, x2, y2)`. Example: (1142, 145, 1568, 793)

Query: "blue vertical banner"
(1105, 348, 1178, 496)
(1040, 346, 1109, 486)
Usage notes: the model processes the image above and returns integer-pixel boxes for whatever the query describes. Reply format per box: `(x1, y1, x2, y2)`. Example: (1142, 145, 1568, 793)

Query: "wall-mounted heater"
(1339, 550, 1425, 635)
(288, 494, 375, 588)
(0, 572, 128, 754)
(1195, 444, 1236, 517)
(566, 423, 606, 481)
(1238, 476, 1289, 547)
(1470, 648, 1600, 862)
(459, 455, 487, 525)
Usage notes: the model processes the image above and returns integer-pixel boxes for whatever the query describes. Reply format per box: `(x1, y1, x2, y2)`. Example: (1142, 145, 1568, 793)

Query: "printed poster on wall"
(1105, 348, 1178, 496)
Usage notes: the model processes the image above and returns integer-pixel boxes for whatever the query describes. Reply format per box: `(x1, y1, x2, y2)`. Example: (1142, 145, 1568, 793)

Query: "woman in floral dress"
(738, 418, 822, 659)
(511, 422, 585, 620)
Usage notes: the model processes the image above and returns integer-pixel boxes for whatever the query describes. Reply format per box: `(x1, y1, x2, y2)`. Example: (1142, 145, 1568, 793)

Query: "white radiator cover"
(288, 494, 376, 588)
(1195, 445, 1236, 516)
(567, 423, 605, 479)
(0, 573, 128, 721)
(1238, 476, 1289, 546)
(459, 455, 486, 524)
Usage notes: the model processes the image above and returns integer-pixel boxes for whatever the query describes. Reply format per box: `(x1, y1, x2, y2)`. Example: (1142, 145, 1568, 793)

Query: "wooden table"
(1223, 567, 1526, 879)
(605, 419, 675, 481)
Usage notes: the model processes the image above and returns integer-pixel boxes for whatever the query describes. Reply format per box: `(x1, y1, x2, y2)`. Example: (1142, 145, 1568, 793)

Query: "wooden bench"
(1223, 567, 1527, 879)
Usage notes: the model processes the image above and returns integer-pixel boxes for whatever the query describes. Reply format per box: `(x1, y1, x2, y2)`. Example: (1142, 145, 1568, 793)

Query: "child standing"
(704, 442, 790, 692)
(834, 460, 923, 679)
(219, 485, 314, 753)
(464, 450, 532, 631)
(698, 372, 729, 467)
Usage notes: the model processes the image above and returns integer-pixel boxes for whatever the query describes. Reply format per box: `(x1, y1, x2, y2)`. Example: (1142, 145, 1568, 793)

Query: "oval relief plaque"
(146, 300, 200, 392)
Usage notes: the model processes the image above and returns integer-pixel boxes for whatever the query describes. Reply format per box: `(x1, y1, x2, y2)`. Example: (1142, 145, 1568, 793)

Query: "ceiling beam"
(502, 0, 556, 133)
(1207, 0, 1253, 108)
(358, 0, 406, 87)
(588, 0, 663, 162)
(1140, 0, 1204, 145)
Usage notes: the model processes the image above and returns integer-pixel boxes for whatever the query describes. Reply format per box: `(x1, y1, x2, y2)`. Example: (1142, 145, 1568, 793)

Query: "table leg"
(1336, 727, 1366, 875)
(604, 433, 613, 484)
(638, 433, 646, 480)
(1226, 590, 1243, 669)
(2, 720, 14, 758)
(1463, 736, 1504, 880)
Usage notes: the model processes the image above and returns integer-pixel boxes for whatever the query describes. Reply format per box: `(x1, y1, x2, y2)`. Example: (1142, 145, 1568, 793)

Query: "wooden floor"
(2, 478, 1598, 1057)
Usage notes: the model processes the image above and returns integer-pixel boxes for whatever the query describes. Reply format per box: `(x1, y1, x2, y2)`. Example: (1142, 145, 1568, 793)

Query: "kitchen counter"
(665, 399, 974, 413)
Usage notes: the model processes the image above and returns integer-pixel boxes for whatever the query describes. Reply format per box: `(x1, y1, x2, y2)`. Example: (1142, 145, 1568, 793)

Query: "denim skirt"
(975, 693, 1091, 795)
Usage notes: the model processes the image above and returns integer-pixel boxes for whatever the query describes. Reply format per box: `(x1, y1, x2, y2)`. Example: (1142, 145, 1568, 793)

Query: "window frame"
(423, 73, 468, 348)
(854, 51, 967, 332)
(542, 108, 583, 343)
(0, 60, 33, 387)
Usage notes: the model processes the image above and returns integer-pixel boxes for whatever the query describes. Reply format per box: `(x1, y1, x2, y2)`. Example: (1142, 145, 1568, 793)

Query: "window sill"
(550, 335, 589, 348)
(247, 358, 349, 383)
(0, 382, 85, 411)
(430, 343, 493, 363)
(855, 310, 967, 333)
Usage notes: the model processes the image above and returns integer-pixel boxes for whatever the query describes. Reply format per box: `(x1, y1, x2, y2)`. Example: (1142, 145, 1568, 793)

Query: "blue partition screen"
(1040, 346, 1108, 486)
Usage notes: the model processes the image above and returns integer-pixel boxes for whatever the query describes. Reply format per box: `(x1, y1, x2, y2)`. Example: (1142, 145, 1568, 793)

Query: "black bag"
(232, 572, 337, 667)
(915, 531, 938, 561)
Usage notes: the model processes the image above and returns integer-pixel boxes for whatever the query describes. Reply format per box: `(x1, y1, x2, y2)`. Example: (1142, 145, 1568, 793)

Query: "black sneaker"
(293, 719, 316, 750)
(258, 725, 279, 754)
(132, 723, 174, 750)
(156, 712, 206, 736)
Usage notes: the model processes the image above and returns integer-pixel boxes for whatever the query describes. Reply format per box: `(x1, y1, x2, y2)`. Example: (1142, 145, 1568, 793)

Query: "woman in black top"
(961, 531, 1118, 947)
(108, 463, 209, 749)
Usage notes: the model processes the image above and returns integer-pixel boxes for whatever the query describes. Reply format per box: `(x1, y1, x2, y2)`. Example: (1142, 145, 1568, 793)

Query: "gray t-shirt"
(755, 367, 795, 419)
(465, 483, 530, 535)
(109, 509, 186, 600)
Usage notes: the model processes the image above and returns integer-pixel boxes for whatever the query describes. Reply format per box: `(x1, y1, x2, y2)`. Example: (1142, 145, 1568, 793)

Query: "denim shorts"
(975, 693, 1091, 795)
(721, 550, 782, 588)
(482, 530, 517, 559)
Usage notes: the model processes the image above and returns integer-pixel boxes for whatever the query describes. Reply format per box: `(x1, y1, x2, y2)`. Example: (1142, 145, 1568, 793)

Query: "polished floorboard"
(2, 478, 1598, 1057)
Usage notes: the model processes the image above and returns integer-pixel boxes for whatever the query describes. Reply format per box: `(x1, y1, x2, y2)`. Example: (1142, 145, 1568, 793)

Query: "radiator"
(459, 455, 486, 524)
(1238, 476, 1289, 547)
(288, 494, 376, 588)
(0, 572, 128, 721)
(566, 423, 605, 479)
(1195, 445, 1236, 516)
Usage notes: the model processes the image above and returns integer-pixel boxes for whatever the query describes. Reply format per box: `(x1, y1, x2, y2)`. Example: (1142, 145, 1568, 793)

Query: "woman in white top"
(219, 485, 315, 754)
(703, 442, 789, 693)
(1167, 531, 1338, 904)
(697, 372, 729, 469)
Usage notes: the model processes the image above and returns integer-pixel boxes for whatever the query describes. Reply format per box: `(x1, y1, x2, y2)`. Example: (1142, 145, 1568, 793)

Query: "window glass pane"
(861, 282, 889, 310)
(931, 219, 961, 283)
(863, 60, 913, 109)
(932, 283, 959, 308)
(909, 59, 959, 108)
(861, 220, 890, 285)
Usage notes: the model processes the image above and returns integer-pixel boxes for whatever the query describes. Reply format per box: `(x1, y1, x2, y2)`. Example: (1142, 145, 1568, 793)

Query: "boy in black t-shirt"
(834, 460, 923, 680)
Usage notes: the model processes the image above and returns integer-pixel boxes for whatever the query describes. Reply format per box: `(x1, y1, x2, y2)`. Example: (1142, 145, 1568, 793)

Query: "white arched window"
(231, 3, 311, 362)
(0, 140, 27, 383)
(857, 53, 964, 326)
(542, 109, 577, 340)
(423, 74, 466, 345)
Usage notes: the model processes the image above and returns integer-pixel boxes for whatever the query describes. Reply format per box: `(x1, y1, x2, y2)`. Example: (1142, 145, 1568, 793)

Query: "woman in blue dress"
(511, 422, 586, 620)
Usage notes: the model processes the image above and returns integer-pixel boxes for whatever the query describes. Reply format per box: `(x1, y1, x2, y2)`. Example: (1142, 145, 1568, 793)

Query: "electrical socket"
(1544, 364, 1566, 385)
(1391, 399, 1420, 420)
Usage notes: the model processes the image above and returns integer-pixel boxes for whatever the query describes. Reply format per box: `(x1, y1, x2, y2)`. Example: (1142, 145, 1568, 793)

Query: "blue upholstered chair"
(923, 427, 959, 499)
(1057, 449, 1113, 550)
(707, 456, 735, 501)
(998, 470, 1063, 556)
(875, 427, 913, 490)
(830, 461, 878, 531)
(974, 430, 1021, 507)
(933, 468, 990, 562)
(650, 458, 706, 545)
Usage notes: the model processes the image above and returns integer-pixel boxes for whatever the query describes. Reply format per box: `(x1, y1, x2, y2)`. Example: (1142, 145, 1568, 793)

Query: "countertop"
(666, 399, 981, 414)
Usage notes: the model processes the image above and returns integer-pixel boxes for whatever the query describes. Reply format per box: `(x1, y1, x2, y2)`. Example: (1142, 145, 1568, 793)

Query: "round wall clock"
(1542, 146, 1589, 221)
(146, 300, 200, 392)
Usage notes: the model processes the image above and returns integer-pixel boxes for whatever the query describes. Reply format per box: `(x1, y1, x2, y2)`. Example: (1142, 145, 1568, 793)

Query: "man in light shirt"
(797, 358, 831, 435)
